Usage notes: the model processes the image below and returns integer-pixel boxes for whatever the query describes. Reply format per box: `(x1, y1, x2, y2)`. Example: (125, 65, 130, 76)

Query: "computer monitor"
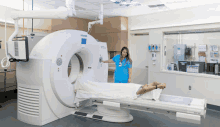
(178, 61, 191, 72)
(191, 61, 206, 73)
(218, 64, 220, 76)
(206, 63, 215, 74)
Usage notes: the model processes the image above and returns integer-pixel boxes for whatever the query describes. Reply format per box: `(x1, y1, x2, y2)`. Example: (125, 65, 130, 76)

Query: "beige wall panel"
(51, 17, 92, 32)
(93, 17, 122, 34)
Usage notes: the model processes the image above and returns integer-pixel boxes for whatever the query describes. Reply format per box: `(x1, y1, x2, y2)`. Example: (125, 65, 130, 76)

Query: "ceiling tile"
(7, 0, 220, 20)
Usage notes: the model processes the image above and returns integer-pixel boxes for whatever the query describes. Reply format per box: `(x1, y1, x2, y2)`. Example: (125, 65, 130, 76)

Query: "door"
(129, 34, 149, 84)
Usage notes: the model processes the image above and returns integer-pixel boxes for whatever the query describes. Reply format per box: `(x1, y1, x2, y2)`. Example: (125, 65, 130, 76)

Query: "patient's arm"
(136, 82, 166, 95)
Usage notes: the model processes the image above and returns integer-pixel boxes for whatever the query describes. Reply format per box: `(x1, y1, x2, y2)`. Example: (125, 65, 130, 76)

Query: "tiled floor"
(1, 100, 220, 127)
(0, 71, 220, 127)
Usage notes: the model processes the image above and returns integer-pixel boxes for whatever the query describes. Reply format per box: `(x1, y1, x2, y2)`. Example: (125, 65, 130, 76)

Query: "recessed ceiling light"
(110, 0, 142, 7)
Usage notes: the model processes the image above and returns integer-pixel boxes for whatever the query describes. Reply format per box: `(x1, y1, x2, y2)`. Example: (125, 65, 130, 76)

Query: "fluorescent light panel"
(110, 0, 141, 6)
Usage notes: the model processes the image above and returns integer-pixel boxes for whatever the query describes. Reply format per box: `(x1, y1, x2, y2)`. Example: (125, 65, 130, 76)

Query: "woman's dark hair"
(120, 47, 132, 63)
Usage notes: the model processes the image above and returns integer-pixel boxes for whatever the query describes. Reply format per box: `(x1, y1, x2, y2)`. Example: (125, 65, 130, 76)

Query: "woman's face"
(122, 49, 127, 58)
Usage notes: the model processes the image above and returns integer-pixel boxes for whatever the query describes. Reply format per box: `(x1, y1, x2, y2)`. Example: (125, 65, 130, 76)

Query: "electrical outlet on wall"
(151, 52, 156, 61)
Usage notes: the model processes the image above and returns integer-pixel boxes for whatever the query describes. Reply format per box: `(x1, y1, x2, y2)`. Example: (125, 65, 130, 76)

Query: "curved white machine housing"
(15, 29, 207, 126)
(16, 30, 109, 125)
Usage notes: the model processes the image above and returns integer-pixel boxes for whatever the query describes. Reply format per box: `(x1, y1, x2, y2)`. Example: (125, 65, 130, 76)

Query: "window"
(163, 29, 220, 76)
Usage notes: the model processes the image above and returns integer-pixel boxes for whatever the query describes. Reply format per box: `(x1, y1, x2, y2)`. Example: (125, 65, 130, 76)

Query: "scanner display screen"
(81, 38, 87, 44)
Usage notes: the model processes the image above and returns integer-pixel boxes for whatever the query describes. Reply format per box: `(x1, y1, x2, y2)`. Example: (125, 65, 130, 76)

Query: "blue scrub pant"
(114, 72, 129, 83)
(114, 79, 128, 83)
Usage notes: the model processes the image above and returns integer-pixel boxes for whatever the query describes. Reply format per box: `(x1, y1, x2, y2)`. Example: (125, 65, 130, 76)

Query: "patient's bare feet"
(137, 83, 166, 95)
(158, 83, 166, 89)
(150, 81, 160, 86)
(149, 82, 166, 89)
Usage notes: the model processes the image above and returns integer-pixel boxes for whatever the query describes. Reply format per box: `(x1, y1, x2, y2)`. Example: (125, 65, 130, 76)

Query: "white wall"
(129, 3, 220, 106)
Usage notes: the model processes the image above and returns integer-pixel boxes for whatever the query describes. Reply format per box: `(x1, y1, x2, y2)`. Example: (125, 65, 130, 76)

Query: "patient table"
(73, 88, 207, 124)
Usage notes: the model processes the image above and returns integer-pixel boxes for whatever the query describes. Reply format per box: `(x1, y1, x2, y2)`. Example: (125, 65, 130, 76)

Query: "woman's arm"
(102, 59, 114, 63)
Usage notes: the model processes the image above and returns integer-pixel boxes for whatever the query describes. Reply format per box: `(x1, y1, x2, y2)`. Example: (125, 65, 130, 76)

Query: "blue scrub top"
(112, 54, 132, 81)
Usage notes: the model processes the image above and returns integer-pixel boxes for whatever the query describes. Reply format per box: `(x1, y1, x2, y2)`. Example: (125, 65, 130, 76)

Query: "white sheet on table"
(139, 88, 163, 100)
(74, 79, 163, 104)
(190, 98, 205, 107)
(75, 80, 141, 99)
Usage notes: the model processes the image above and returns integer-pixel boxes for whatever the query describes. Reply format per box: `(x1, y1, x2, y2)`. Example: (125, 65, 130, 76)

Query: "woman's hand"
(128, 78, 131, 83)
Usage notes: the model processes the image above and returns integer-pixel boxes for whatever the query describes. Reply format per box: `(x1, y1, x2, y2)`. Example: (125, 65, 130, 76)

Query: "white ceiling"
(3, 0, 220, 20)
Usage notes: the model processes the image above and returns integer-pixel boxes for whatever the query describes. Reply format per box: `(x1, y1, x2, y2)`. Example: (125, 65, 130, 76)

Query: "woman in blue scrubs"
(102, 47, 132, 83)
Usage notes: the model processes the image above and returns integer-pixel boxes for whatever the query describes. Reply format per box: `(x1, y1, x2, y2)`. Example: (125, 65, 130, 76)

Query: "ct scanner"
(1, 1, 207, 126)
(6, 29, 207, 126)
(15, 30, 109, 125)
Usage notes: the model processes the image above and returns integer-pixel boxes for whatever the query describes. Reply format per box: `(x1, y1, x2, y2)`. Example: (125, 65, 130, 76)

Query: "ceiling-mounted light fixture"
(110, 0, 141, 7)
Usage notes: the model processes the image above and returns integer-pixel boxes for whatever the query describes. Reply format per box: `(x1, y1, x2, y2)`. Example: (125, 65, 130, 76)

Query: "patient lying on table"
(136, 82, 166, 95)
(74, 80, 166, 101)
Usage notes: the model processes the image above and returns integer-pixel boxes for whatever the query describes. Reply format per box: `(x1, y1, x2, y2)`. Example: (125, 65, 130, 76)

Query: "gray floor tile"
(0, 100, 220, 127)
